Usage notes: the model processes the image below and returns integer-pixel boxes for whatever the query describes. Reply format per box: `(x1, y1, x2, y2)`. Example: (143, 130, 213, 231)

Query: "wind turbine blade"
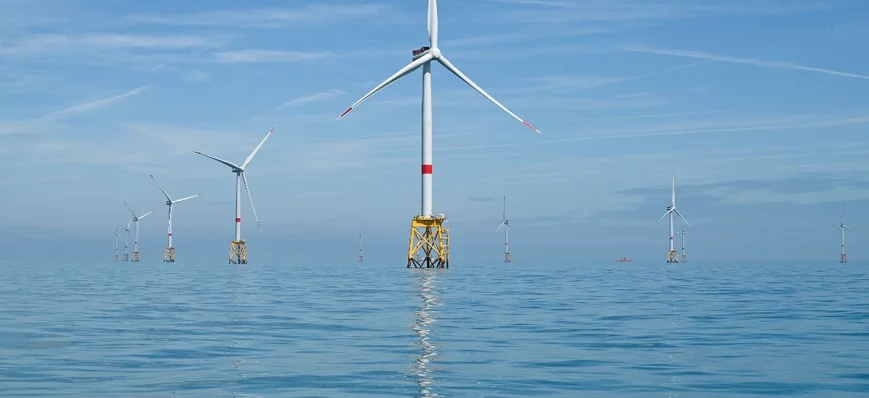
(241, 125, 276, 169)
(436, 55, 541, 134)
(241, 172, 262, 231)
(496, 221, 506, 231)
(193, 151, 242, 170)
(149, 174, 172, 202)
(428, 0, 439, 48)
(139, 210, 154, 220)
(845, 226, 853, 232)
(671, 174, 676, 207)
(174, 193, 203, 203)
(123, 201, 137, 218)
(338, 53, 434, 119)
(674, 209, 691, 227)
(657, 210, 672, 223)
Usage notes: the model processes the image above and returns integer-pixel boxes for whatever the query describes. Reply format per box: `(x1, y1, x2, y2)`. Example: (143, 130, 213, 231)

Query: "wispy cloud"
(0, 34, 218, 56)
(624, 46, 869, 80)
(130, 4, 391, 28)
(215, 49, 333, 63)
(41, 86, 151, 120)
(278, 89, 346, 110)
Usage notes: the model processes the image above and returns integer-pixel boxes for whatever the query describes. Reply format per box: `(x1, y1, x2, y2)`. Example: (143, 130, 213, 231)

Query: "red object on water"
(615, 257, 632, 263)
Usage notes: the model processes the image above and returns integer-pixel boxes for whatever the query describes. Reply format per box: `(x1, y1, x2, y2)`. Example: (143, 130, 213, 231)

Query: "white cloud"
(278, 89, 346, 109)
(623, 47, 869, 80)
(215, 49, 334, 63)
(0, 34, 218, 56)
(130, 4, 391, 28)
(41, 86, 151, 120)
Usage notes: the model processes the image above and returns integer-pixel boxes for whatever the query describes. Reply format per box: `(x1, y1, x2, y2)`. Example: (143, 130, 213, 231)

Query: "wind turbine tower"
(658, 174, 691, 263)
(123, 220, 131, 262)
(679, 230, 688, 263)
(194, 125, 275, 264)
(496, 196, 512, 263)
(357, 231, 371, 263)
(834, 204, 852, 263)
(151, 174, 203, 263)
(124, 202, 154, 263)
(113, 226, 122, 262)
(338, 0, 540, 269)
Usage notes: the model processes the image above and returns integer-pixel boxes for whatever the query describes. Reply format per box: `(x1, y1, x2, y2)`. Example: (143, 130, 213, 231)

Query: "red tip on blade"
(269, 125, 276, 133)
(340, 107, 353, 118)
(522, 121, 540, 133)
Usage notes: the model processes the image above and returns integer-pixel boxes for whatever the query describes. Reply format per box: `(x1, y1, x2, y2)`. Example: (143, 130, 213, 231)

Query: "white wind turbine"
(338, 0, 540, 268)
(833, 203, 852, 263)
(113, 226, 122, 262)
(194, 125, 275, 264)
(150, 174, 203, 263)
(658, 174, 690, 263)
(123, 220, 131, 262)
(357, 230, 372, 263)
(496, 196, 512, 263)
(124, 202, 154, 263)
(679, 230, 688, 263)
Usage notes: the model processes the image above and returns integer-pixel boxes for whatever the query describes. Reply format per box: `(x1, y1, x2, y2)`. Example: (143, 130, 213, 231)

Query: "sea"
(0, 260, 867, 397)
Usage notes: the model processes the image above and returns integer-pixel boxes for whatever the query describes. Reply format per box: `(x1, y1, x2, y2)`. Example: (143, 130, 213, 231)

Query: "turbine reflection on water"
(409, 269, 442, 397)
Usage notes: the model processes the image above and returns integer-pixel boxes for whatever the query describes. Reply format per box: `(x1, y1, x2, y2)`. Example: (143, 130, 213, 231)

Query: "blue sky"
(1, 0, 868, 264)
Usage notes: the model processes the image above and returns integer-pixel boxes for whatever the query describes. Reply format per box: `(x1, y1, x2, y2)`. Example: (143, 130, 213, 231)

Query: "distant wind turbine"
(194, 125, 275, 264)
(658, 174, 691, 263)
(338, 0, 540, 269)
(122, 220, 131, 262)
(113, 226, 122, 263)
(357, 231, 372, 263)
(496, 196, 512, 263)
(679, 230, 688, 263)
(150, 174, 203, 263)
(124, 202, 154, 263)
(833, 203, 852, 263)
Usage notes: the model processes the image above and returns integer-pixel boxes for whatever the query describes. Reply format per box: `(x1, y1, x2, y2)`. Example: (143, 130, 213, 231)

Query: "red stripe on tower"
(236, 217, 241, 223)
(422, 164, 433, 174)
(168, 233, 172, 236)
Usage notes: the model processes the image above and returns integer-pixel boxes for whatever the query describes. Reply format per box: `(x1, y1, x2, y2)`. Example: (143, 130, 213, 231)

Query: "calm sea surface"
(0, 260, 867, 397)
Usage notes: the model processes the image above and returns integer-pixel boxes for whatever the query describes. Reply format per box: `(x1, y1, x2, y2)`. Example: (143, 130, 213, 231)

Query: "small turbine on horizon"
(496, 196, 512, 263)
(658, 174, 691, 263)
(113, 226, 122, 263)
(338, 0, 540, 269)
(833, 203, 852, 263)
(124, 202, 154, 263)
(679, 230, 688, 263)
(194, 125, 275, 264)
(357, 231, 372, 263)
(122, 220, 131, 262)
(150, 174, 203, 263)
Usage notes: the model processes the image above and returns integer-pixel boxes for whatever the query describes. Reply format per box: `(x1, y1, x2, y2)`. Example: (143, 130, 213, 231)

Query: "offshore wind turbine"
(679, 230, 688, 263)
(357, 231, 372, 263)
(194, 125, 275, 264)
(123, 220, 131, 262)
(496, 196, 512, 263)
(338, 0, 540, 269)
(113, 226, 122, 263)
(124, 202, 154, 263)
(658, 174, 691, 263)
(150, 174, 203, 263)
(833, 204, 852, 263)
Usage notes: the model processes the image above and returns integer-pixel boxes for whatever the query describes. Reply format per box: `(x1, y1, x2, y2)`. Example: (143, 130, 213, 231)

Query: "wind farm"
(6, 1, 869, 396)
